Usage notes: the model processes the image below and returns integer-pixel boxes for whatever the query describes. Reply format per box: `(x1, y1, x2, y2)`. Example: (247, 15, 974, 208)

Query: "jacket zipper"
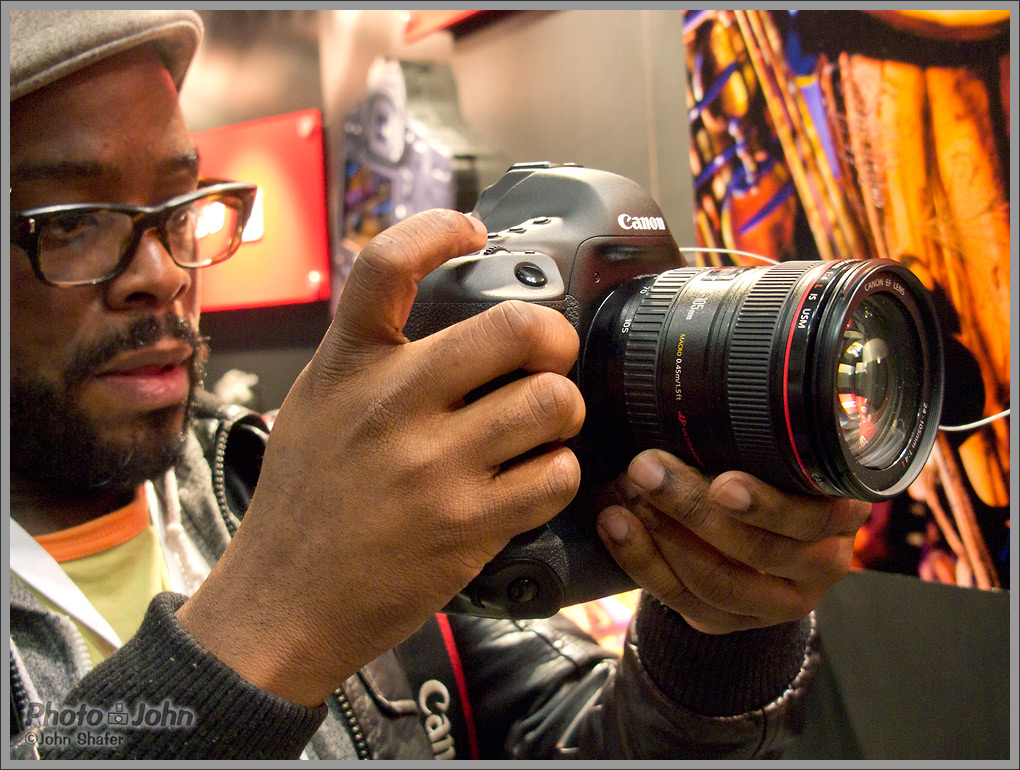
(212, 422, 239, 536)
(334, 686, 370, 759)
(10, 649, 31, 736)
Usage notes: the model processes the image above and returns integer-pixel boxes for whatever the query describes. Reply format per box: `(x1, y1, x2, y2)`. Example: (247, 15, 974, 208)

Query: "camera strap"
(395, 613, 479, 760)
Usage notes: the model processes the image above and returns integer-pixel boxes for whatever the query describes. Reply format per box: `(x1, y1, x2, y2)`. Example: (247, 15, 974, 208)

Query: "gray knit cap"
(9, 9, 204, 101)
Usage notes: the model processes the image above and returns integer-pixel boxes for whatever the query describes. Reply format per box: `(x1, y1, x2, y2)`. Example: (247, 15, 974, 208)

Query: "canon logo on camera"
(618, 213, 666, 231)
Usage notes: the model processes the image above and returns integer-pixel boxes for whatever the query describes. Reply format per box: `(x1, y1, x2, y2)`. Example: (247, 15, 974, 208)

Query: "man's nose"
(104, 228, 193, 310)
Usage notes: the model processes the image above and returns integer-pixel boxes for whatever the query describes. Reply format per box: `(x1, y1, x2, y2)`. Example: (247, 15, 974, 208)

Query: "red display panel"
(192, 109, 330, 311)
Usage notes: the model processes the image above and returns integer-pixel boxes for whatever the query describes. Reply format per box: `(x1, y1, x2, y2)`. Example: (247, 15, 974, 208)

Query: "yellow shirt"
(32, 489, 172, 667)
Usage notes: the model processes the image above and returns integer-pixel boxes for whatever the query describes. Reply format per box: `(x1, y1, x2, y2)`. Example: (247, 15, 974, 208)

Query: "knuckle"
(402, 441, 444, 486)
(742, 529, 785, 573)
(820, 536, 856, 584)
(796, 592, 820, 619)
(658, 582, 699, 614)
(543, 450, 581, 501)
(773, 572, 825, 621)
(806, 499, 843, 542)
(438, 498, 479, 536)
(489, 300, 541, 345)
(441, 483, 483, 526)
(478, 301, 578, 374)
(667, 478, 712, 529)
(647, 456, 715, 526)
(843, 499, 873, 534)
(525, 372, 578, 430)
(355, 234, 410, 282)
(781, 591, 819, 623)
(697, 566, 740, 608)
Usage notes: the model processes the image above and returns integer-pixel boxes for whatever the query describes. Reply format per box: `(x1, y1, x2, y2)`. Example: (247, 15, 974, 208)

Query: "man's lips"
(91, 343, 194, 409)
(95, 340, 193, 374)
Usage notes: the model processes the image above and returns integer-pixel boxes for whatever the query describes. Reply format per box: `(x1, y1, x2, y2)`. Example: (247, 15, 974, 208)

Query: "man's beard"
(10, 315, 208, 495)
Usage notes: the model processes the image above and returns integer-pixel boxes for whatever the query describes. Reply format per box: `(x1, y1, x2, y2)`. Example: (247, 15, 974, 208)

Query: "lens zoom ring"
(727, 264, 806, 459)
(623, 270, 700, 448)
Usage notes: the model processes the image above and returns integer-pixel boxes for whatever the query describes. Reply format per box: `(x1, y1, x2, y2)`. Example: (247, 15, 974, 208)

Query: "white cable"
(939, 409, 1010, 433)
(677, 246, 779, 265)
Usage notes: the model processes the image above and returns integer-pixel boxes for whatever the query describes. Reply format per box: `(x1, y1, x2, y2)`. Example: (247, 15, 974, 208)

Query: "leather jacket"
(9, 392, 818, 759)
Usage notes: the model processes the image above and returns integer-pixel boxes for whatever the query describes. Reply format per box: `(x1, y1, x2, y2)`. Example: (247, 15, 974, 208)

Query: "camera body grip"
(404, 163, 685, 617)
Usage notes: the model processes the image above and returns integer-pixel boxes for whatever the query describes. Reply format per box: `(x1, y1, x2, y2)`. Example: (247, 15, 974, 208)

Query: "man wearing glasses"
(8, 9, 869, 760)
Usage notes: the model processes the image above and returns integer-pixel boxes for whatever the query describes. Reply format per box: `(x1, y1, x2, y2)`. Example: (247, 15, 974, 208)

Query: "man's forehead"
(12, 45, 181, 128)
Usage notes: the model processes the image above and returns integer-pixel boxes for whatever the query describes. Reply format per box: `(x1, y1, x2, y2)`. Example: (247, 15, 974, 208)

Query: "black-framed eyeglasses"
(10, 178, 258, 287)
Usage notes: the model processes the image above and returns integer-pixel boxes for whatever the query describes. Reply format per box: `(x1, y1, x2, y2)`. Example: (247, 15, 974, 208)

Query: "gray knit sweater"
(9, 408, 817, 759)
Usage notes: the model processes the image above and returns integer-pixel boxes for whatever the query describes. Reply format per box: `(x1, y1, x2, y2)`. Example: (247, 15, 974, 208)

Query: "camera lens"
(584, 260, 943, 500)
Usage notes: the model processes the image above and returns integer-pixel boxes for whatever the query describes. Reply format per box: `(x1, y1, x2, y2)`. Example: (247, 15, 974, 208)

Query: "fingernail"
(629, 453, 665, 491)
(599, 509, 629, 543)
(712, 479, 751, 511)
(465, 214, 488, 236)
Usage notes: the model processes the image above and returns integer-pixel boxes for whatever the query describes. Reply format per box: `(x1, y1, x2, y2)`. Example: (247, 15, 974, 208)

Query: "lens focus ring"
(727, 263, 809, 460)
(623, 269, 701, 449)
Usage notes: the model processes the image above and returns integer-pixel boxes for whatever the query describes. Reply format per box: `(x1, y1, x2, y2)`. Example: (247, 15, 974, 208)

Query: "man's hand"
(597, 449, 871, 634)
(178, 210, 585, 706)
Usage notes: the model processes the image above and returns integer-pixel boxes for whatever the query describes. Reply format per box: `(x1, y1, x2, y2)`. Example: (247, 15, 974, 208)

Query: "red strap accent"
(436, 613, 480, 760)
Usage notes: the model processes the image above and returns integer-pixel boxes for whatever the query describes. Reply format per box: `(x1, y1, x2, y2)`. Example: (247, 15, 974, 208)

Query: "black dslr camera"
(405, 162, 944, 619)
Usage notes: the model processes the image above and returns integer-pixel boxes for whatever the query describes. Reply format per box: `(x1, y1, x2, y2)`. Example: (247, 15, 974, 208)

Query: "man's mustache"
(65, 315, 208, 389)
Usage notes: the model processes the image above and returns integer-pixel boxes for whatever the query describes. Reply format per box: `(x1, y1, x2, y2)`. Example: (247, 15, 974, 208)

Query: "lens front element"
(836, 295, 922, 470)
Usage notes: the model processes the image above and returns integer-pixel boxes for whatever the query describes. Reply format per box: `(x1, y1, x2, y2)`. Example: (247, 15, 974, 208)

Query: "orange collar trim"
(34, 488, 148, 563)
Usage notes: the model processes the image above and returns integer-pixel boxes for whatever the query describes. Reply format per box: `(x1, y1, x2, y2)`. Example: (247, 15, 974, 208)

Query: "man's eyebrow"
(10, 159, 106, 184)
(11, 150, 202, 184)
(168, 149, 201, 176)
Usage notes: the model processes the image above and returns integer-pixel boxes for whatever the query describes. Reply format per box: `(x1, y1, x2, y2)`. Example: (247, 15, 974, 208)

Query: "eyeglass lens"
(35, 195, 245, 284)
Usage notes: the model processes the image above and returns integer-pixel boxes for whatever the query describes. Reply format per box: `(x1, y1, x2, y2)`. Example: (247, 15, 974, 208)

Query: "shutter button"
(514, 262, 548, 287)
